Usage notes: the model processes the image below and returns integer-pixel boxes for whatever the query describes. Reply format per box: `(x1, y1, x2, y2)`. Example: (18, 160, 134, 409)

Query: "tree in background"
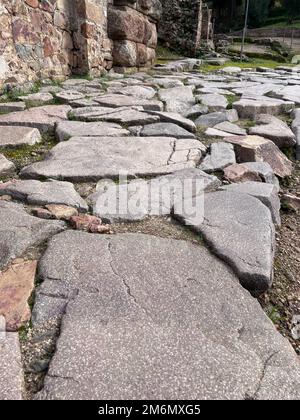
(248, 0, 271, 27)
(283, 0, 300, 23)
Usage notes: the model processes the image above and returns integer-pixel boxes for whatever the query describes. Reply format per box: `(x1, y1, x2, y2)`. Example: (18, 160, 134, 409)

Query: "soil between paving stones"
(260, 159, 300, 355)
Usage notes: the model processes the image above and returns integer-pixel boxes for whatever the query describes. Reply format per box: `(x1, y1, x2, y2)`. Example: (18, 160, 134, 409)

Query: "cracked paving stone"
(0, 201, 65, 269)
(0, 105, 72, 133)
(93, 94, 163, 111)
(31, 231, 300, 400)
(175, 190, 276, 295)
(130, 123, 196, 139)
(70, 106, 160, 125)
(20, 137, 203, 182)
(55, 121, 129, 141)
(89, 169, 221, 223)
(0, 179, 88, 211)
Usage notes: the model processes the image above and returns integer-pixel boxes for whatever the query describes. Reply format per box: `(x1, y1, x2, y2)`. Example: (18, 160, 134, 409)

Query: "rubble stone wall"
(108, 0, 161, 71)
(158, 0, 212, 56)
(0, 0, 161, 89)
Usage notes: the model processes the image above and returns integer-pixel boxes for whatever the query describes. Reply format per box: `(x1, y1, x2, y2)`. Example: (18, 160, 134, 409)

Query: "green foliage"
(248, 0, 271, 27)
(283, 0, 300, 19)
(266, 305, 282, 324)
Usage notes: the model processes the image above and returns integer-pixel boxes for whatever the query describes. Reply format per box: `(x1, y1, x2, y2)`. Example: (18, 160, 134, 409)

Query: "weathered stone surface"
(20, 137, 203, 182)
(197, 94, 228, 112)
(113, 85, 156, 99)
(195, 110, 239, 127)
(200, 142, 236, 173)
(32, 232, 300, 400)
(70, 106, 160, 125)
(0, 105, 72, 133)
(134, 123, 195, 139)
(0, 260, 36, 331)
(158, 86, 195, 114)
(214, 122, 247, 136)
(205, 128, 236, 137)
(249, 115, 296, 148)
(0, 126, 41, 148)
(183, 104, 209, 119)
(233, 97, 294, 119)
(149, 78, 184, 88)
(224, 136, 293, 178)
(0, 154, 15, 176)
(56, 121, 129, 141)
(221, 66, 242, 74)
(0, 333, 23, 400)
(220, 182, 281, 226)
(147, 111, 196, 133)
(224, 163, 263, 183)
(55, 90, 85, 104)
(0, 201, 65, 269)
(94, 94, 163, 111)
(89, 169, 221, 223)
(0, 102, 26, 113)
(175, 191, 275, 295)
(274, 85, 300, 104)
(0, 180, 88, 211)
(242, 162, 280, 189)
(19, 93, 54, 107)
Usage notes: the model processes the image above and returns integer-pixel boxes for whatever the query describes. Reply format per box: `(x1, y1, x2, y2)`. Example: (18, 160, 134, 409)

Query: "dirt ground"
(260, 159, 300, 355)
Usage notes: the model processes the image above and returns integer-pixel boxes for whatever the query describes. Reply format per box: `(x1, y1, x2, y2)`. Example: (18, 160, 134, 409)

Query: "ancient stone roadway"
(0, 59, 300, 400)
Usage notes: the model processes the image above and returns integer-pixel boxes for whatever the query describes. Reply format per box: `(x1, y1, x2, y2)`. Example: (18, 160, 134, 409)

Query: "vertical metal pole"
(241, 0, 250, 60)
(291, 28, 294, 49)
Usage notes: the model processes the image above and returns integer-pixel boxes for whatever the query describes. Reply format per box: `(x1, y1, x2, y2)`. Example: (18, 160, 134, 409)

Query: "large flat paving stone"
(89, 169, 221, 223)
(110, 85, 157, 99)
(18, 93, 54, 107)
(0, 333, 23, 400)
(0, 179, 88, 211)
(199, 142, 236, 173)
(20, 137, 203, 182)
(0, 201, 65, 269)
(147, 111, 196, 133)
(233, 97, 294, 119)
(33, 232, 300, 400)
(195, 110, 239, 127)
(0, 105, 72, 133)
(132, 123, 195, 139)
(94, 94, 163, 111)
(249, 114, 296, 148)
(197, 93, 228, 111)
(175, 190, 275, 295)
(70, 106, 160, 125)
(55, 121, 129, 141)
(0, 126, 41, 148)
(220, 182, 281, 226)
(158, 86, 195, 114)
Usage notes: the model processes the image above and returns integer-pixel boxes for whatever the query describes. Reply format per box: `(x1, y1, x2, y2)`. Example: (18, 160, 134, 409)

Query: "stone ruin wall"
(0, 0, 161, 89)
(158, 0, 213, 56)
(108, 0, 162, 72)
